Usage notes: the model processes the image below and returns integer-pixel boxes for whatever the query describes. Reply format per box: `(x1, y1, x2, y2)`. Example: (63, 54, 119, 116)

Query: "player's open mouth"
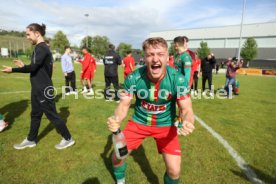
(150, 64, 161, 74)
(151, 64, 161, 70)
(151, 64, 161, 74)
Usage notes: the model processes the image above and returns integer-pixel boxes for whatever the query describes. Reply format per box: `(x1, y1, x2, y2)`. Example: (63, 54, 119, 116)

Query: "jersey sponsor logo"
(140, 100, 166, 114)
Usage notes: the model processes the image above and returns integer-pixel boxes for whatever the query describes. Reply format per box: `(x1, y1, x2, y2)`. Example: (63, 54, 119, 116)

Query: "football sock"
(164, 172, 179, 184)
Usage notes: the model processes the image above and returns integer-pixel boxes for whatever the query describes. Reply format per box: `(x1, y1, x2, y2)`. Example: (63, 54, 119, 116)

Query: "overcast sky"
(0, 0, 275, 48)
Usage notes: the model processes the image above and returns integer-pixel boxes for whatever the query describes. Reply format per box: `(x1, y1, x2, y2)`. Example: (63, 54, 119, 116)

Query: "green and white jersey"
(174, 52, 192, 84)
(124, 66, 190, 127)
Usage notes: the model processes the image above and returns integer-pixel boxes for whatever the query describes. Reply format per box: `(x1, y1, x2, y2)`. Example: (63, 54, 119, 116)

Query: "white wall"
(186, 37, 275, 49)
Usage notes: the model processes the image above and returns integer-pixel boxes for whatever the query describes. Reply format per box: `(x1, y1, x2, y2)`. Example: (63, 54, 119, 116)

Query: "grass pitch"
(0, 58, 275, 184)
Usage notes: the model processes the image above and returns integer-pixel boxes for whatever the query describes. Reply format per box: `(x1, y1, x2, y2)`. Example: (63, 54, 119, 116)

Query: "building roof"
(149, 21, 276, 40)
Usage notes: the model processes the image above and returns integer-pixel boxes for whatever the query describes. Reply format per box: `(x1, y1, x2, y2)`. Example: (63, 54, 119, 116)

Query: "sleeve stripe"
(177, 94, 190, 100)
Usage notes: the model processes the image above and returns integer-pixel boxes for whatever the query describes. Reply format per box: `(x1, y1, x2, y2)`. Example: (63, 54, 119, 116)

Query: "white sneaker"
(202, 91, 206, 96)
(0, 121, 8, 132)
(55, 138, 75, 150)
(105, 98, 113, 102)
(87, 89, 94, 95)
(13, 138, 36, 150)
(209, 92, 214, 97)
(81, 88, 88, 94)
(65, 92, 70, 96)
(191, 90, 194, 96)
(117, 178, 125, 184)
(194, 91, 198, 96)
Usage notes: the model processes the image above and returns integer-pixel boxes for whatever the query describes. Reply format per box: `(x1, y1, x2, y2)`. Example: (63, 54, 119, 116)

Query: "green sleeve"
(124, 73, 136, 95)
(175, 72, 189, 99)
(181, 54, 192, 84)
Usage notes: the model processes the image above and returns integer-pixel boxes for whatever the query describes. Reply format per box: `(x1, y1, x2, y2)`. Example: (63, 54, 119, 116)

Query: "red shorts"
(90, 71, 95, 79)
(81, 71, 91, 80)
(123, 120, 181, 155)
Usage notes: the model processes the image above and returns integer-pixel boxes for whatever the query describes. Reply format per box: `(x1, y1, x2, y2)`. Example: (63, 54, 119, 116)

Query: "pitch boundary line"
(195, 115, 263, 184)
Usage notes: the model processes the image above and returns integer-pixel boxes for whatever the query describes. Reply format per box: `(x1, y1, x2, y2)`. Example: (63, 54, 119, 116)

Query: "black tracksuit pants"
(191, 71, 199, 91)
(202, 72, 212, 92)
(28, 91, 72, 141)
(104, 75, 120, 100)
(65, 71, 76, 92)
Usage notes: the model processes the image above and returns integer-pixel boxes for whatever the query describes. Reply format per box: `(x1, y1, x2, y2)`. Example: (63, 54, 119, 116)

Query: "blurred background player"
(191, 53, 201, 96)
(0, 113, 8, 132)
(103, 44, 121, 102)
(61, 46, 77, 95)
(185, 39, 198, 88)
(173, 36, 192, 84)
(78, 47, 94, 95)
(168, 53, 174, 67)
(89, 54, 97, 90)
(122, 50, 135, 79)
(201, 52, 216, 96)
(173, 36, 192, 125)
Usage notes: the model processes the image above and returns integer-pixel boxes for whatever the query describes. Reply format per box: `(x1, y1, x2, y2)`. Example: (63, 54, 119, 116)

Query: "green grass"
(0, 58, 275, 184)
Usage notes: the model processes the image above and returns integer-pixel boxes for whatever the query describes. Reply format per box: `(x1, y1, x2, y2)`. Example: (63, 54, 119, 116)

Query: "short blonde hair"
(142, 37, 168, 51)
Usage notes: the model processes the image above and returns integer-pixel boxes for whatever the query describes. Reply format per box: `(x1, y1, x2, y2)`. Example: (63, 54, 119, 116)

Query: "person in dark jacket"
(103, 44, 122, 102)
(201, 52, 216, 96)
(2, 23, 75, 150)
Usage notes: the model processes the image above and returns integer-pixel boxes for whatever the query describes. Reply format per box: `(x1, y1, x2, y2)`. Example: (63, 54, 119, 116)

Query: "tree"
(0, 29, 25, 37)
(80, 36, 93, 52)
(241, 37, 258, 65)
(25, 47, 34, 58)
(80, 35, 110, 59)
(116, 42, 132, 58)
(51, 31, 70, 53)
(197, 41, 210, 60)
(168, 42, 176, 56)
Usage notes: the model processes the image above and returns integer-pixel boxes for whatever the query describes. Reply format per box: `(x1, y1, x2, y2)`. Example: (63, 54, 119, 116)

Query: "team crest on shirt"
(140, 100, 166, 114)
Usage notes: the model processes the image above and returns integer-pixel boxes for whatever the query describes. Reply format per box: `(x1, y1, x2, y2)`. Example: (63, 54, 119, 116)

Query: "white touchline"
(0, 90, 31, 94)
(195, 115, 263, 184)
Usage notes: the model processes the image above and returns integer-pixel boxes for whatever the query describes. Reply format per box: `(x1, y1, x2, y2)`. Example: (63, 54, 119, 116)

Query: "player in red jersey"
(191, 53, 201, 95)
(168, 53, 174, 67)
(89, 54, 97, 94)
(122, 50, 135, 79)
(78, 47, 93, 95)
